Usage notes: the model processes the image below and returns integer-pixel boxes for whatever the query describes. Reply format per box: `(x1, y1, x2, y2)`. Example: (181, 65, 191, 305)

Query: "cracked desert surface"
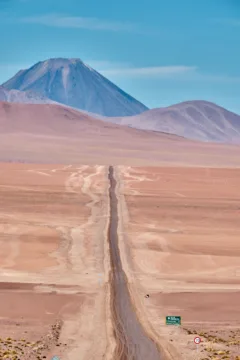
(0, 163, 114, 360)
(118, 166, 240, 360)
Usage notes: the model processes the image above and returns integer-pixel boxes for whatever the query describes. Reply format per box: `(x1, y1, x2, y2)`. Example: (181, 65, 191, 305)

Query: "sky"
(0, 0, 240, 112)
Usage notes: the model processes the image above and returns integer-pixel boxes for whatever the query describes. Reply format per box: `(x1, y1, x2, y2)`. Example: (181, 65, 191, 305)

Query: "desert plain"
(0, 100, 240, 360)
(117, 166, 240, 360)
(0, 163, 115, 360)
(0, 161, 239, 360)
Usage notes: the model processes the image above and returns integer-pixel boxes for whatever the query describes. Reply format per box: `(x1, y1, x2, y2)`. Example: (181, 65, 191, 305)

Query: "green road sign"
(166, 316, 181, 325)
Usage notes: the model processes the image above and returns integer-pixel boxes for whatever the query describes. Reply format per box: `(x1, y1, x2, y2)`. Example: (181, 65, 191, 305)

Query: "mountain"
(106, 100, 240, 144)
(2, 58, 148, 117)
(0, 86, 57, 105)
(1, 101, 240, 167)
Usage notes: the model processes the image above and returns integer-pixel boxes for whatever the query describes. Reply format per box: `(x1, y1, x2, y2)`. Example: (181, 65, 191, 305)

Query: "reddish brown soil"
(119, 166, 240, 360)
(0, 163, 112, 360)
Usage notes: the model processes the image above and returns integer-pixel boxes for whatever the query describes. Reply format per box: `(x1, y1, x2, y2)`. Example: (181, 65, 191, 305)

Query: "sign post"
(194, 336, 201, 354)
(166, 316, 181, 326)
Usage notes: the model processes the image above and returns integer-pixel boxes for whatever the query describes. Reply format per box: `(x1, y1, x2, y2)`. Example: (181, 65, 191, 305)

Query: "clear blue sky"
(0, 0, 240, 112)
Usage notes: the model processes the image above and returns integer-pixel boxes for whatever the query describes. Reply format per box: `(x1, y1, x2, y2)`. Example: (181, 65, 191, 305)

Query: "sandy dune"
(117, 166, 240, 360)
(1, 101, 240, 167)
(0, 163, 114, 360)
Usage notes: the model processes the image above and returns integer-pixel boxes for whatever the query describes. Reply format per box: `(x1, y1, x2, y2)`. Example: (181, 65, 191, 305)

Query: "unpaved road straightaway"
(108, 166, 161, 360)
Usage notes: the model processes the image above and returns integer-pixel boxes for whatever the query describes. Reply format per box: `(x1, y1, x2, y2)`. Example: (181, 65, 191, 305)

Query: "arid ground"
(117, 166, 240, 360)
(0, 163, 116, 360)
(0, 162, 239, 360)
(1, 100, 240, 360)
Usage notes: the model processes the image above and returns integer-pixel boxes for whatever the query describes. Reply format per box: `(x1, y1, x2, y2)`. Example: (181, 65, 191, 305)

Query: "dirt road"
(108, 166, 161, 360)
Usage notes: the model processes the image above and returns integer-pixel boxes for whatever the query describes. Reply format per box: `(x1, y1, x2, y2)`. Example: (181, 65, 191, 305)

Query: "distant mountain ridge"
(0, 86, 57, 105)
(2, 58, 148, 117)
(2, 58, 240, 144)
(105, 100, 240, 143)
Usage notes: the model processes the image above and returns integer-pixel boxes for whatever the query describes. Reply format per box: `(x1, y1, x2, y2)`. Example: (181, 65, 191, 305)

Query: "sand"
(116, 166, 240, 360)
(1, 102, 240, 167)
(1, 162, 240, 360)
(1, 101, 240, 360)
(0, 163, 114, 360)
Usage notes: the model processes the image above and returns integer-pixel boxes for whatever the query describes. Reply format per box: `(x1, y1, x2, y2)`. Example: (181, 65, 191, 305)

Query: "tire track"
(108, 166, 161, 360)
